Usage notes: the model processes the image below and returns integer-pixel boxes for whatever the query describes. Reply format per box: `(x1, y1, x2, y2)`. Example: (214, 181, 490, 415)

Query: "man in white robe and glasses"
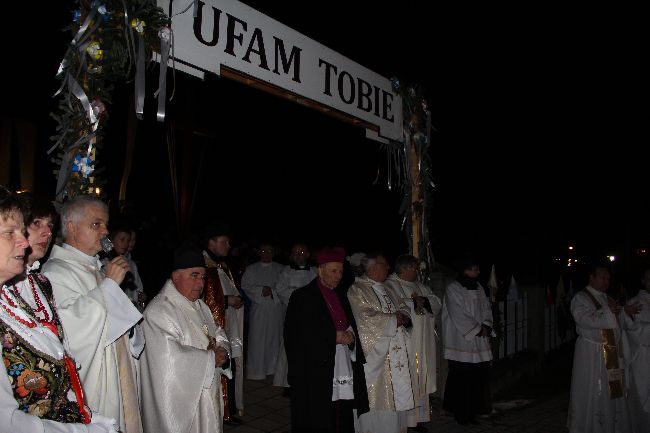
(140, 246, 231, 433)
(273, 242, 316, 392)
(43, 195, 143, 433)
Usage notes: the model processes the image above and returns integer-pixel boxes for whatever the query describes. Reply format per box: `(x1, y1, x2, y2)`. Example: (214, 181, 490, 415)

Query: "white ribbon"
(135, 34, 145, 120)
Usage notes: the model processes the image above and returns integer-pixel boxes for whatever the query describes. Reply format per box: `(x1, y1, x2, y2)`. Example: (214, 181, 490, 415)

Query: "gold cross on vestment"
(395, 361, 404, 371)
(391, 344, 402, 352)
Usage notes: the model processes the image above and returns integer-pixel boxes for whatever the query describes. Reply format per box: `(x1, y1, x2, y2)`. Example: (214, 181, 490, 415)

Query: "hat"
(201, 223, 230, 241)
(172, 247, 206, 271)
(316, 246, 346, 265)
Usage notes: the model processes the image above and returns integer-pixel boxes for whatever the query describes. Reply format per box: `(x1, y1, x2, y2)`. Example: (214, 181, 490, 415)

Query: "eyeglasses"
(188, 272, 207, 281)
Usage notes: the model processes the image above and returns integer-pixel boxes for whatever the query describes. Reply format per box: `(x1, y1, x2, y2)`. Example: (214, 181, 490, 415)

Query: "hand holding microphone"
(100, 237, 132, 286)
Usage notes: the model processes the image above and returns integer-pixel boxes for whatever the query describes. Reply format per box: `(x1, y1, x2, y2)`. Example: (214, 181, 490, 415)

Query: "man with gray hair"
(385, 254, 441, 432)
(348, 252, 416, 433)
(44, 195, 144, 433)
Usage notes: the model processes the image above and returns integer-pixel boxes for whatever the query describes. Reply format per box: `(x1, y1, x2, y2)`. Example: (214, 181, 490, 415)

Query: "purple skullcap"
(316, 246, 346, 265)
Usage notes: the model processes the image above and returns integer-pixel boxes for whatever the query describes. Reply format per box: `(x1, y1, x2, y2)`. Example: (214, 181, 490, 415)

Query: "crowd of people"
(1, 185, 649, 433)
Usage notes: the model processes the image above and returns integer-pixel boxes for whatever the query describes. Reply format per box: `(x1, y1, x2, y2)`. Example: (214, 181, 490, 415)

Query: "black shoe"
(224, 416, 243, 426)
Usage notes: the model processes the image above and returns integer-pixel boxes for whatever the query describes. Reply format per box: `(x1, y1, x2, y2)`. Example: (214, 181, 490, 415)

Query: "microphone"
(101, 236, 114, 256)
(100, 237, 137, 292)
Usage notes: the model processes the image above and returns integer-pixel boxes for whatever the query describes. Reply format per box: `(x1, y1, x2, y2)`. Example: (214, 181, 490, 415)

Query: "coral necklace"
(0, 286, 37, 328)
(1, 278, 58, 336)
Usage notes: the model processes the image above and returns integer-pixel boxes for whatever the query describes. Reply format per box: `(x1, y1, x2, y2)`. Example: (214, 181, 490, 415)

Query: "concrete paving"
(224, 377, 569, 433)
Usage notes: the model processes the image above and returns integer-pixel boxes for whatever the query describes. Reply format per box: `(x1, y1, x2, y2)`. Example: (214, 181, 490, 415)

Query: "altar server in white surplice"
(568, 262, 639, 433)
(43, 195, 143, 433)
(348, 253, 416, 433)
(442, 255, 494, 426)
(273, 243, 316, 388)
(140, 247, 231, 433)
(240, 243, 285, 380)
(385, 254, 441, 431)
(624, 269, 650, 433)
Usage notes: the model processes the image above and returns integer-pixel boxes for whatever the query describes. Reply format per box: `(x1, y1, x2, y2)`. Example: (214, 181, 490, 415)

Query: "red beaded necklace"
(27, 275, 51, 323)
(0, 286, 37, 328)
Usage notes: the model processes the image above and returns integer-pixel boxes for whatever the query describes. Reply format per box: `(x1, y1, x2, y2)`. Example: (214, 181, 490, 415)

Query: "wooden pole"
(119, 93, 138, 204)
(408, 132, 421, 259)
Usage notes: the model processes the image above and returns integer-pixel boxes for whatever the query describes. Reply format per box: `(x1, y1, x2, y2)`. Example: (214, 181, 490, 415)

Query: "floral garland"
(49, 0, 168, 203)
(385, 78, 436, 274)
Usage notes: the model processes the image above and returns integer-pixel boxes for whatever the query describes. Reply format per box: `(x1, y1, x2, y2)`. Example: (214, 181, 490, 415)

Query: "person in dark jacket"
(284, 246, 369, 433)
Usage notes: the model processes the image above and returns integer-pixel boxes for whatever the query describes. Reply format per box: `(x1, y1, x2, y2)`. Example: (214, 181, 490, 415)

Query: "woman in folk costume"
(385, 254, 442, 432)
(0, 186, 117, 432)
(347, 252, 417, 433)
(441, 254, 494, 425)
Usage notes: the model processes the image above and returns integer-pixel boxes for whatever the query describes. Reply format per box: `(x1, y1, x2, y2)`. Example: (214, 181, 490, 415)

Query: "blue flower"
(9, 363, 25, 377)
(72, 154, 94, 177)
(72, 10, 81, 23)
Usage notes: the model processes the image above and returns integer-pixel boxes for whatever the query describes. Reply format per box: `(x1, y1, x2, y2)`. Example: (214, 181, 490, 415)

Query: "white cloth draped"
(332, 325, 356, 401)
(140, 280, 230, 433)
(624, 289, 650, 431)
(43, 244, 142, 433)
(240, 261, 285, 380)
(567, 286, 631, 433)
(273, 266, 316, 387)
(385, 274, 441, 425)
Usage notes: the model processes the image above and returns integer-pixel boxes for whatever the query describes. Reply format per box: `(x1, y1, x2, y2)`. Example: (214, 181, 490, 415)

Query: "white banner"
(157, 0, 403, 142)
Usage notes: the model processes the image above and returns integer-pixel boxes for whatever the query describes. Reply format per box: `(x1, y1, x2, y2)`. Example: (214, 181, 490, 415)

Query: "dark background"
(2, 2, 647, 291)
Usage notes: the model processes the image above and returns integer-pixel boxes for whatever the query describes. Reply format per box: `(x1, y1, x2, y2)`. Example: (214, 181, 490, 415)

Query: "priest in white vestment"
(43, 196, 143, 433)
(442, 256, 493, 425)
(274, 243, 316, 388)
(568, 263, 638, 433)
(240, 243, 285, 380)
(385, 254, 441, 431)
(624, 270, 650, 433)
(348, 253, 416, 433)
(140, 247, 231, 433)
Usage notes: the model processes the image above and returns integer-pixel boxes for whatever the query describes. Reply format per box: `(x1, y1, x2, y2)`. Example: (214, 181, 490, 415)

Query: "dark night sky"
(3, 2, 647, 283)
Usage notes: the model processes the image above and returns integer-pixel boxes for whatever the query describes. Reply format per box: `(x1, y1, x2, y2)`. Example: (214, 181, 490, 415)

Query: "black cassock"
(284, 279, 369, 433)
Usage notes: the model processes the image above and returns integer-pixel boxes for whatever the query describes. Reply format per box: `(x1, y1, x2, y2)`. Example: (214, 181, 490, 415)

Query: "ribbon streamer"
(155, 28, 172, 122)
(135, 34, 145, 119)
(67, 75, 98, 130)
(122, 0, 136, 76)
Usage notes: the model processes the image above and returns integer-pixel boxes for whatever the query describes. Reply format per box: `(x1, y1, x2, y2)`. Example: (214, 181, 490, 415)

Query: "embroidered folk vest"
(1, 321, 84, 423)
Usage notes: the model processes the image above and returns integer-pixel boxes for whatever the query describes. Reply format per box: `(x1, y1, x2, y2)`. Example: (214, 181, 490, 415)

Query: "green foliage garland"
(49, 0, 168, 203)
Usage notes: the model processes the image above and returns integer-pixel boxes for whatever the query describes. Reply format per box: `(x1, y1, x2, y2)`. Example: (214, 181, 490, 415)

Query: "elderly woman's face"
(0, 211, 29, 284)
